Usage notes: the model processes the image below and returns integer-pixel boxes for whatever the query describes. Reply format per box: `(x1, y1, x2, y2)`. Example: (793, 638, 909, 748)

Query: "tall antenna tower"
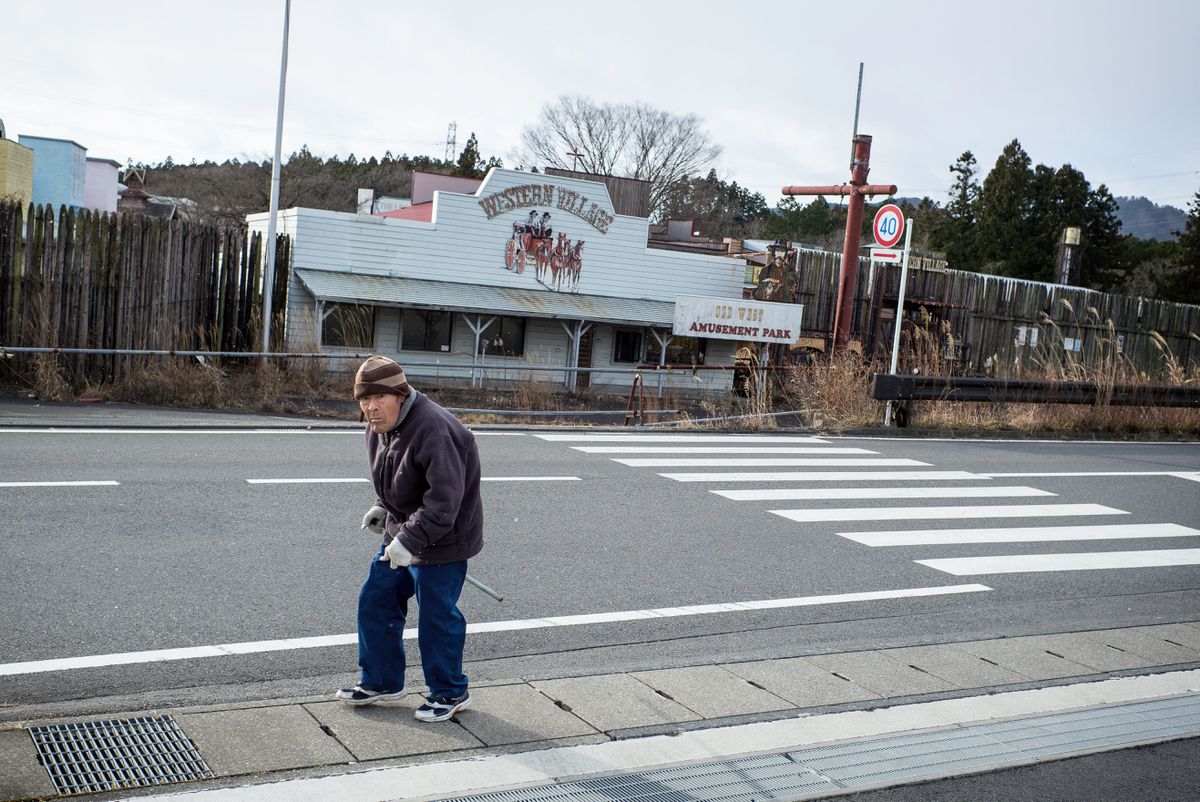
(444, 121, 457, 162)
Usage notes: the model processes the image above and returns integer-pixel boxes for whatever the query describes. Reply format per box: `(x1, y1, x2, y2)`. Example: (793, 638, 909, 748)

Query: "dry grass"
(33, 354, 73, 402)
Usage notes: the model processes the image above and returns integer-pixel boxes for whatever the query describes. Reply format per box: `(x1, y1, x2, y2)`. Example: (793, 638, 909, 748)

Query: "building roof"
(295, 269, 676, 327)
(376, 201, 433, 222)
(17, 134, 88, 150)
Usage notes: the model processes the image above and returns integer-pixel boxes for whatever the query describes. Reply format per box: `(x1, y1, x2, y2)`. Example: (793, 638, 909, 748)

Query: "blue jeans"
(356, 546, 469, 697)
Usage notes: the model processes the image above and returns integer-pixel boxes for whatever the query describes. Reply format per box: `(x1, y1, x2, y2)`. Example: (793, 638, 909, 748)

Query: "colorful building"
(0, 120, 34, 206)
(18, 134, 87, 210)
(85, 157, 121, 213)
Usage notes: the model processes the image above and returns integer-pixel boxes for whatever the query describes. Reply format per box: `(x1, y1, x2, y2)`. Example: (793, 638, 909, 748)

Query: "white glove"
(361, 505, 387, 536)
(383, 538, 412, 569)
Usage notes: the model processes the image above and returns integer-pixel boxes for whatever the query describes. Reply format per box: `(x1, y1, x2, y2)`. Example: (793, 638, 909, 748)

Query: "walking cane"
(464, 574, 504, 602)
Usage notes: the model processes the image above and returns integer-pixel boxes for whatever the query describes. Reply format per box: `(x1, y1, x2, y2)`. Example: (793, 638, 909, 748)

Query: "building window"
(477, 316, 526, 357)
(401, 309, 452, 352)
(613, 329, 643, 363)
(322, 303, 374, 348)
(646, 331, 706, 365)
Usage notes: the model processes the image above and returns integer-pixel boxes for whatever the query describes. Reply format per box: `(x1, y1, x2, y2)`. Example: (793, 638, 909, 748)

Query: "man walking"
(337, 355, 483, 722)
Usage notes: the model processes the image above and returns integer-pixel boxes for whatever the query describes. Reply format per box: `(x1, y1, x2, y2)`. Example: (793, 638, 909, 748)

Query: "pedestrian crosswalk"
(535, 432, 1200, 578)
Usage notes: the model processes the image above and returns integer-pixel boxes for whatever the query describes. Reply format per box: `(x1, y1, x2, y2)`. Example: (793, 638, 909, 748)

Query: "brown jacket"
(366, 391, 483, 565)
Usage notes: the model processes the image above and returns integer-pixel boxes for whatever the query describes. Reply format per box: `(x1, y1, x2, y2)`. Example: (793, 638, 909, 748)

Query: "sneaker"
(414, 691, 471, 722)
(335, 685, 405, 706)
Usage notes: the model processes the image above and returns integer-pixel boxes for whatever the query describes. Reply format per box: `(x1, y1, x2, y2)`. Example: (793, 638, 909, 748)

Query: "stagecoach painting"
(502, 209, 584, 292)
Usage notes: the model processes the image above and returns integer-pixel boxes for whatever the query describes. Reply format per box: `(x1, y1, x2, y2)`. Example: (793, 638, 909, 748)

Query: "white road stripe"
(0, 428, 521, 435)
(660, 470, 988, 483)
(0, 583, 990, 677)
(572, 446, 877, 454)
(842, 523, 1200, 547)
(716, 486, 1053, 502)
(0, 480, 119, 488)
(615, 458, 930, 467)
(247, 478, 369, 484)
(980, 471, 1200, 478)
(536, 434, 830, 443)
(770, 503, 1126, 523)
(247, 476, 581, 484)
(917, 548, 1200, 575)
(0, 428, 364, 435)
(481, 476, 581, 482)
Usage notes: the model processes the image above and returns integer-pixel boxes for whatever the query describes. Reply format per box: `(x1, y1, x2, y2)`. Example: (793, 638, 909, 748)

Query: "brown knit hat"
(354, 355, 411, 399)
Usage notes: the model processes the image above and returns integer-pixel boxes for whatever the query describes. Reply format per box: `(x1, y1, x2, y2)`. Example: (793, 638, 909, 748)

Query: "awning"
(295, 269, 676, 327)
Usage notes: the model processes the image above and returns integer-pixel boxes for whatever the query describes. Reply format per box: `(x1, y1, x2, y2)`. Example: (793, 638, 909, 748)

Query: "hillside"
(1115, 196, 1187, 241)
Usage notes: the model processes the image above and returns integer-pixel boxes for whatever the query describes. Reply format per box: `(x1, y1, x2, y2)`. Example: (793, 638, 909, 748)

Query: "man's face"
(359, 392, 403, 433)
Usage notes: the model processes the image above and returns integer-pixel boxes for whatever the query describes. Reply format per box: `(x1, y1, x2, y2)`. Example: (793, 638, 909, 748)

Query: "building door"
(575, 328, 594, 390)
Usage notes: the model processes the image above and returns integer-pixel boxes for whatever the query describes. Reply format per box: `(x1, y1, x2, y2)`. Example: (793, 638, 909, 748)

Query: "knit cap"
(354, 355, 411, 399)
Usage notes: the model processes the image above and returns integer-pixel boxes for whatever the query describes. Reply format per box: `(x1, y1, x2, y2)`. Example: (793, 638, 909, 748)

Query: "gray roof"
(295, 269, 676, 327)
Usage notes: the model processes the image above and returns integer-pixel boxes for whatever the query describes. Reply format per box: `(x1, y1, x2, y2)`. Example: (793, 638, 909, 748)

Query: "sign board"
(870, 248, 903, 263)
(673, 295, 803, 344)
(873, 204, 905, 248)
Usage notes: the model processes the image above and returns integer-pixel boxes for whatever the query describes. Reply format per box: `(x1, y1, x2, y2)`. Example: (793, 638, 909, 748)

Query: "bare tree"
(518, 96, 721, 215)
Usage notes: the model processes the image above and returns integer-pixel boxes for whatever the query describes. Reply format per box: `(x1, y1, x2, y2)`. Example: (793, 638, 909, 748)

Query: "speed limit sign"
(873, 204, 905, 248)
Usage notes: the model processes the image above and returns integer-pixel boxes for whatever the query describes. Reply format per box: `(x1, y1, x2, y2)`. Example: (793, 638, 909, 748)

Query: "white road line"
(1177, 473, 1200, 483)
(572, 446, 877, 454)
(614, 458, 930, 467)
(481, 476, 581, 482)
(0, 583, 990, 677)
(0, 428, 520, 435)
(0, 428, 364, 434)
(980, 471, 1200, 478)
(770, 503, 1127, 523)
(0, 480, 119, 488)
(841, 523, 1200, 547)
(660, 470, 988, 483)
(246, 477, 581, 484)
(247, 478, 369, 484)
(917, 548, 1200, 575)
(716, 486, 1053, 502)
(535, 434, 830, 443)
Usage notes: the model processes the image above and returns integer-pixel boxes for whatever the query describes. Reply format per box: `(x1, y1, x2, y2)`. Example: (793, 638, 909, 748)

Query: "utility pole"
(781, 66, 896, 352)
(261, 0, 290, 360)
(567, 149, 584, 171)
(782, 135, 897, 352)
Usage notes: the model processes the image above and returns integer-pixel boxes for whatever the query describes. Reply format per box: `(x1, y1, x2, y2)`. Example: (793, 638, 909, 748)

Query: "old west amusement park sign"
(478, 183, 615, 293)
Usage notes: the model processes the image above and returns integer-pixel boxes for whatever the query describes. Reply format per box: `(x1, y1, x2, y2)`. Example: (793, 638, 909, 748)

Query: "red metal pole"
(781, 137, 897, 354)
(831, 135, 873, 352)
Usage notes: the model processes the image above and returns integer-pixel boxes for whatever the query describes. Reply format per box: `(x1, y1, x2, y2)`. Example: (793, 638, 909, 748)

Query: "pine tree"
(455, 133, 483, 177)
(1164, 189, 1200, 304)
(932, 151, 981, 269)
(976, 139, 1036, 277)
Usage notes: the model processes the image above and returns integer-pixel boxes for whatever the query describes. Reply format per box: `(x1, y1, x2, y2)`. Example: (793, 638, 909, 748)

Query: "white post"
(261, 0, 290, 361)
(884, 220, 914, 427)
(651, 330, 672, 399)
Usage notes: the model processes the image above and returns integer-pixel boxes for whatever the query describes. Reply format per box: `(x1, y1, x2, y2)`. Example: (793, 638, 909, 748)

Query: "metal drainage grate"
(29, 714, 214, 795)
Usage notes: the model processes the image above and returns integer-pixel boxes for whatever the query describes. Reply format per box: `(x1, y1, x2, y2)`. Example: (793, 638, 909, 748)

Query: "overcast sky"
(3, 0, 1197, 211)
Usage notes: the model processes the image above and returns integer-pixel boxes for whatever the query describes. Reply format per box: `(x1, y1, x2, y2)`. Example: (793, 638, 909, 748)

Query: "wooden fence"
(780, 248, 1199, 377)
(0, 201, 289, 384)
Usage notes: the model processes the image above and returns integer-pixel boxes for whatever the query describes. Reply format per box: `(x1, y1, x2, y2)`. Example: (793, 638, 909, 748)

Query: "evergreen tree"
(934, 151, 981, 269)
(455, 133, 483, 177)
(1164, 189, 1200, 304)
(976, 139, 1036, 277)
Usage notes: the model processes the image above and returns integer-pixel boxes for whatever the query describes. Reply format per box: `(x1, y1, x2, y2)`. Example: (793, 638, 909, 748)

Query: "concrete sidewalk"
(3, 622, 1199, 801)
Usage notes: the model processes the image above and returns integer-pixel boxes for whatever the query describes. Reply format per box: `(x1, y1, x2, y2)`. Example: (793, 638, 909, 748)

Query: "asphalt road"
(1, 426, 1198, 720)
